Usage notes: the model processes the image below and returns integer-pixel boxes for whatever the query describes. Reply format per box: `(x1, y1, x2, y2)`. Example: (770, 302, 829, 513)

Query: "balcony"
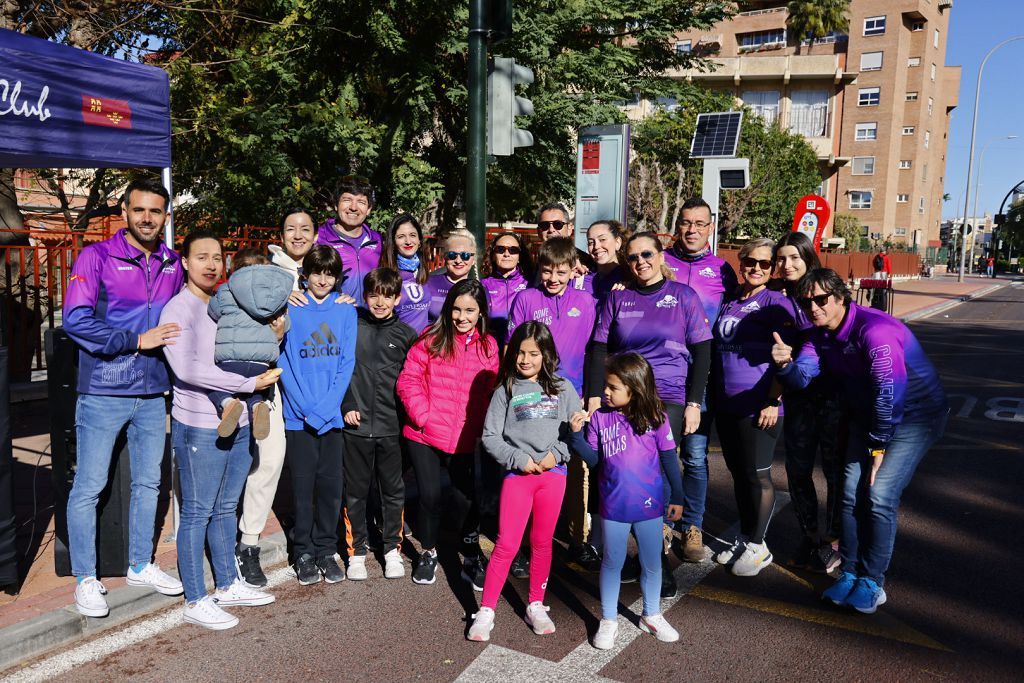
(671, 54, 857, 85)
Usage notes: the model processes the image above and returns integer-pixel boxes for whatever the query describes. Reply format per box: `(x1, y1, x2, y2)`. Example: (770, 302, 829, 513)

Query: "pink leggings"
(481, 469, 567, 609)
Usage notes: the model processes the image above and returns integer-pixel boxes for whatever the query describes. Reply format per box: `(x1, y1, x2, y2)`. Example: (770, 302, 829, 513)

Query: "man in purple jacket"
(662, 197, 738, 563)
(62, 178, 186, 618)
(316, 176, 383, 303)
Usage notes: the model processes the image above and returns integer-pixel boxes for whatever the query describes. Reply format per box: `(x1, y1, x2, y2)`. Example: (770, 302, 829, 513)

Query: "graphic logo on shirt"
(740, 300, 761, 314)
(532, 307, 553, 325)
(643, 496, 654, 509)
(511, 391, 560, 421)
(843, 343, 858, 355)
(404, 282, 425, 303)
(699, 266, 716, 278)
(717, 316, 740, 343)
(162, 266, 177, 274)
(117, 266, 133, 271)
(300, 323, 341, 359)
(655, 294, 679, 309)
(599, 420, 628, 458)
(567, 307, 582, 318)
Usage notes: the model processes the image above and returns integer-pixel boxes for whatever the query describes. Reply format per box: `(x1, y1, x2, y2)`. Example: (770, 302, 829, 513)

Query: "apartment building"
(626, 0, 959, 249)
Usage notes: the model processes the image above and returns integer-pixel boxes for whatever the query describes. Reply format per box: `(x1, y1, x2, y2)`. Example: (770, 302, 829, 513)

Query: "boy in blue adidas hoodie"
(278, 245, 357, 585)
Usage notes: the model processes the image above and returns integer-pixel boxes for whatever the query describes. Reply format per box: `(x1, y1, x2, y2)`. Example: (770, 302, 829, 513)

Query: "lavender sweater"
(160, 287, 258, 429)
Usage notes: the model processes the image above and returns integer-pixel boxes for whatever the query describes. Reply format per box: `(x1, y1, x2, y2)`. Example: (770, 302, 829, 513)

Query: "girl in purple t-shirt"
(570, 353, 684, 650)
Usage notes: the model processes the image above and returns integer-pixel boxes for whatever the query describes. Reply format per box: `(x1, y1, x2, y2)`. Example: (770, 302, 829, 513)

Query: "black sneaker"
(412, 551, 437, 585)
(317, 555, 346, 583)
(295, 553, 321, 585)
(236, 545, 268, 587)
(576, 543, 602, 573)
(509, 550, 530, 579)
(620, 554, 641, 584)
(461, 555, 487, 592)
(661, 555, 678, 599)
(808, 541, 842, 574)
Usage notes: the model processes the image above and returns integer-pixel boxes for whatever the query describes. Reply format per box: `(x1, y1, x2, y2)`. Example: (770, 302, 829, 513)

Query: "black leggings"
(407, 441, 480, 556)
(716, 413, 783, 545)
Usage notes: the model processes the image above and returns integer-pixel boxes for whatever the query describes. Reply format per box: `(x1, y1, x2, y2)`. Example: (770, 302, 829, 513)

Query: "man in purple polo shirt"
(662, 197, 738, 563)
(316, 176, 383, 303)
(63, 178, 186, 618)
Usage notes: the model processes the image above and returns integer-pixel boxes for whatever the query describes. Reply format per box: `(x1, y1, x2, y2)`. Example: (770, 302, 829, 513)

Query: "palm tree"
(787, 0, 850, 54)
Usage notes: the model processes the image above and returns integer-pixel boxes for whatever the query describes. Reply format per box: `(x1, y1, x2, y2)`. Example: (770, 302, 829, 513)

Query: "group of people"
(61, 176, 947, 647)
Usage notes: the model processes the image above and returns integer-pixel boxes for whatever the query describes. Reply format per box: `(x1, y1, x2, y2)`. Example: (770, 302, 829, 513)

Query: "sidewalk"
(0, 272, 1011, 672)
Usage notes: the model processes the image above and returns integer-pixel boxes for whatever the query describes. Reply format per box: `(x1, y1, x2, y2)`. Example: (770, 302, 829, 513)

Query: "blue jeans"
(68, 394, 167, 578)
(680, 406, 713, 528)
(841, 412, 947, 585)
(172, 419, 253, 602)
(600, 516, 663, 620)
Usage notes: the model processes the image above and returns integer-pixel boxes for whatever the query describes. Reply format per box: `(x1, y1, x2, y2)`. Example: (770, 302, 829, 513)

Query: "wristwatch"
(685, 401, 701, 409)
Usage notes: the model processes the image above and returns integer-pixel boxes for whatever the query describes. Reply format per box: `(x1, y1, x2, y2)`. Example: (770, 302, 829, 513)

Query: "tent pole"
(161, 167, 174, 248)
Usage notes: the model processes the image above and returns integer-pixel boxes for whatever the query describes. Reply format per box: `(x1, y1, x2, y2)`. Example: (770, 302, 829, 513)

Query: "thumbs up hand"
(771, 331, 793, 368)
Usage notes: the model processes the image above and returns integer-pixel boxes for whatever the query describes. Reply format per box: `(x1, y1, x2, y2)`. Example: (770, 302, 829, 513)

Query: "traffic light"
(487, 56, 534, 156)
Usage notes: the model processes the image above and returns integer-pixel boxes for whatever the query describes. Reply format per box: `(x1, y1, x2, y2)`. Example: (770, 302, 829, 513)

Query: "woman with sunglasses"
(380, 213, 431, 332)
(773, 232, 844, 574)
(587, 232, 713, 597)
(583, 220, 628, 307)
(481, 231, 533, 347)
(425, 229, 477, 329)
(712, 238, 797, 577)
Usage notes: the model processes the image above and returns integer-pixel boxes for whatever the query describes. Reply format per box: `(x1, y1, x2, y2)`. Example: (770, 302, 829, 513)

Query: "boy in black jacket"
(342, 268, 418, 580)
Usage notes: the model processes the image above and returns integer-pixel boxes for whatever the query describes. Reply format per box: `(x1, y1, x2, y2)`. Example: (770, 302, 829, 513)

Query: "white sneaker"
(74, 577, 109, 617)
(525, 601, 556, 635)
(125, 562, 184, 596)
(593, 619, 618, 650)
(714, 535, 748, 565)
(214, 578, 275, 606)
(383, 548, 405, 579)
(183, 595, 239, 630)
(731, 541, 773, 577)
(639, 613, 680, 643)
(467, 607, 495, 642)
(348, 555, 368, 581)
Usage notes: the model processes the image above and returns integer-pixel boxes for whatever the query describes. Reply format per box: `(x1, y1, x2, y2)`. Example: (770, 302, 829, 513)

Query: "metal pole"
(467, 0, 488, 260)
(160, 167, 174, 248)
(958, 36, 1024, 282)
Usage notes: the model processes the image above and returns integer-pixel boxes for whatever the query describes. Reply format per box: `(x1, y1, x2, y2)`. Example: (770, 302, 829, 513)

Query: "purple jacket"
(663, 246, 738, 326)
(482, 269, 529, 345)
(315, 220, 383, 302)
(62, 229, 184, 396)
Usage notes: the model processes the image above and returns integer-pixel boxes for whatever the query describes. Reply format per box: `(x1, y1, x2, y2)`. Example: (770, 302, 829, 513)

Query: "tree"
(786, 0, 849, 53)
(831, 213, 862, 251)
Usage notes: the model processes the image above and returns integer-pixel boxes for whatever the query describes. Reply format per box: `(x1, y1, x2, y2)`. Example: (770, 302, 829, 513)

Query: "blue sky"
(943, 0, 1024, 220)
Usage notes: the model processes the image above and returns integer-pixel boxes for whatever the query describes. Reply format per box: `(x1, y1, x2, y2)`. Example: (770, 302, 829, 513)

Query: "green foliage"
(785, 0, 850, 48)
(831, 213, 863, 251)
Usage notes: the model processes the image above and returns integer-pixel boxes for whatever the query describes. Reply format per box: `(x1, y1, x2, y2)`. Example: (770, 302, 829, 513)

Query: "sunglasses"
(538, 220, 567, 232)
(740, 257, 773, 271)
(625, 250, 657, 263)
(796, 292, 834, 310)
(493, 245, 521, 255)
(446, 251, 474, 262)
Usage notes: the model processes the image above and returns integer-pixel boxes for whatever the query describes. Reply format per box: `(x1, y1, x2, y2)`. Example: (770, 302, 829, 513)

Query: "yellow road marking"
(688, 584, 952, 652)
(770, 563, 814, 590)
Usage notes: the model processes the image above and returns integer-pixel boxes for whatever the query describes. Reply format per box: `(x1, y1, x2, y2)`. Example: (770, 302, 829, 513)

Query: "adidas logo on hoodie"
(300, 322, 341, 359)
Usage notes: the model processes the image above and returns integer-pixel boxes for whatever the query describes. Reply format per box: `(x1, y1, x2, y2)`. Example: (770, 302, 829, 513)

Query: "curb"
(900, 282, 1008, 323)
(0, 532, 289, 674)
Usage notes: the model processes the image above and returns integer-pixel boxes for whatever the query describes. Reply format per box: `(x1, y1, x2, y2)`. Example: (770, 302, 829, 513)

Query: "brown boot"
(217, 398, 244, 438)
(252, 401, 271, 441)
(683, 525, 706, 563)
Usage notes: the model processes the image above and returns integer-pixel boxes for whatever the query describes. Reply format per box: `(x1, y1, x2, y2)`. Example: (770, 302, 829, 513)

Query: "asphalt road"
(8, 281, 1024, 682)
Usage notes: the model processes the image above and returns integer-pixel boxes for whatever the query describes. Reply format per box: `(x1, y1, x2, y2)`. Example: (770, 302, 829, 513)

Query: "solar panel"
(690, 111, 743, 159)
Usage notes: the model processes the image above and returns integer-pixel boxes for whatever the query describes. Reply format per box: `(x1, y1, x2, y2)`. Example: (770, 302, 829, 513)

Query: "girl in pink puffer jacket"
(397, 279, 499, 588)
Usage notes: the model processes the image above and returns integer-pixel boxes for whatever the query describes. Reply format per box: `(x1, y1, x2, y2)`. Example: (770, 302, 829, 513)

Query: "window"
(923, 163, 928, 180)
(934, 29, 940, 48)
(931, 63, 937, 81)
(860, 225, 870, 237)
(925, 130, 931, 149)
(675, 40, 692, 54)
(861, 51, 883, 71)
(899, 160, 912, 169)
(895, 227, 908, 236)
(908, 57, 921, 67)
(897, 194, 910, 203)
(852, 156, 875, 175)
(928, 97, 934, 116)
(850, 191, 873, 209)
(855, 122, 878, 140)
(742, 90, 780, 125)
(655, 96, 679, 111)
(738, 29, 786, 51)
(859, 87, 881, 106)
(864, 16, 886, 36)
(919, 197, 926, 213)
(912, 21, 925, 31)
(907, 92, 919, 101)
(789, 90, 829, 136)
(902, 126, 915, 135)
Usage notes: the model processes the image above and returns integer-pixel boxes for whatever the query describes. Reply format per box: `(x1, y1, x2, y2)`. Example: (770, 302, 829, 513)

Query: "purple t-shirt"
(397, 269, 430, 332)
(586, 408, 675, 523)
(482, 269, 529, 345)
(593, 280, 713, 404)
(663, 247, 737, 326)
(315, 220, 383, 302)
(581, 266, 625, 308)
(507, 286, 597, 395)
(424, 272, 466, 327)
(714, 288, 797, 417)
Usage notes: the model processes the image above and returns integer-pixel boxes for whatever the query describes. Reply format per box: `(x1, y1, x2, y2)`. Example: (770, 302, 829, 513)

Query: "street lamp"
(959, 35, 1024, 282)
(969, 135, 1017, 271)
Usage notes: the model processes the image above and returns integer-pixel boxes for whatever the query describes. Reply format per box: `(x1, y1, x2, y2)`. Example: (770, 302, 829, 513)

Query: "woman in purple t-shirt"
(481, 231, 533, 347)
(713, 238, 796, 578)
(379, 213, 431, 332)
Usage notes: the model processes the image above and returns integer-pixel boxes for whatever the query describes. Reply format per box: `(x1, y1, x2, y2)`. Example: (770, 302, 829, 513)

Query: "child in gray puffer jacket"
(208, 249, 295, 440)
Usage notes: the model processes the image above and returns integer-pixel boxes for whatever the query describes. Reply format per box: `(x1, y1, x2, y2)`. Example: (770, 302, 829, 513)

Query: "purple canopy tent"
(0, 28, 175, 244)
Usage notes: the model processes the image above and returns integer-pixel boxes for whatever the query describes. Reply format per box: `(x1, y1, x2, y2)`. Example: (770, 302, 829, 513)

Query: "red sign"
(81, 95, 132, 129)
(791, 194, 831, 252)
(582, 140, 600, 174)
